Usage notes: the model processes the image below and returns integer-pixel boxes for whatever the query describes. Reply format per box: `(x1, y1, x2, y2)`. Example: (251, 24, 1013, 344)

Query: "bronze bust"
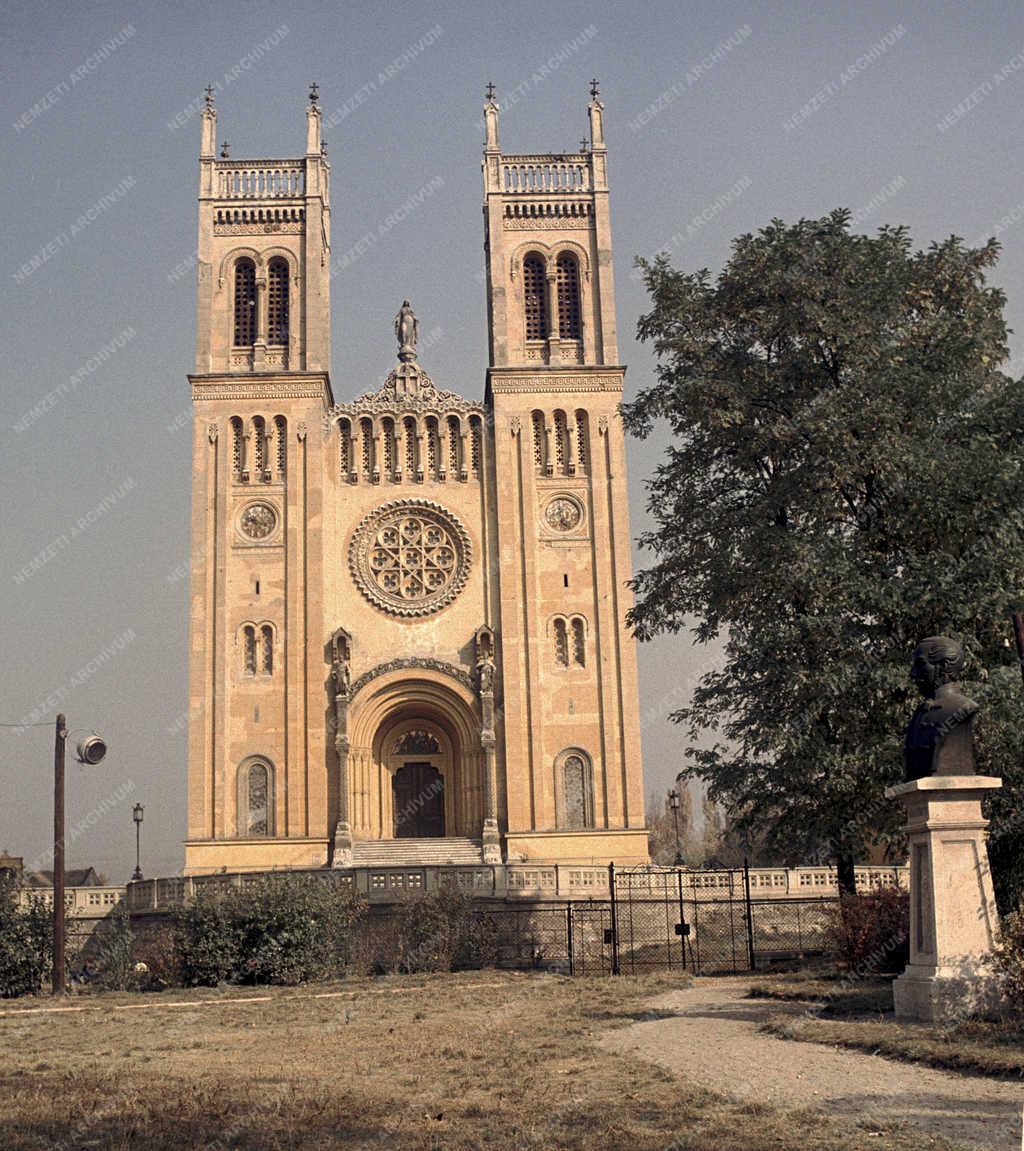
(904, 636, 979, 781)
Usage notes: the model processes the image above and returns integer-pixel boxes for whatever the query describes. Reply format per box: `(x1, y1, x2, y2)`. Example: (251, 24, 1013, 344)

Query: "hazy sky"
(2, 0, 1023, 880)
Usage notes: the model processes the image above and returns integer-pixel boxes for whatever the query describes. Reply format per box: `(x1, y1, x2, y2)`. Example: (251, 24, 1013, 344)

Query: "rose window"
(350, 500, 471, 617)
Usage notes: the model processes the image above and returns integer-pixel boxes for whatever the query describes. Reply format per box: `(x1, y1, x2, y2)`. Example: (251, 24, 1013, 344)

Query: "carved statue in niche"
(330, 628, 352, 698)
(904, 635, 979, 781)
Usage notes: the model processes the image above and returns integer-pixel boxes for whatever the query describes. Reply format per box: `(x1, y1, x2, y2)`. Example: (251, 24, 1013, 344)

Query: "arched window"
(231, 416, 244, 477)
(261, 625, 273, 674)
(447, 416, 462, 476)
(556, 253, 581, 339)
(425, 417, 440, 478)
(560, 750, 594, 830)
(381, 418, 396, 479)
(339, 418, 352, 478)
(404, 416, 418, 476)
(571, 618, 586, 667)
(469, 416, 482, 475)
(273, 415, 286, 477)
(531, 410, 546, 473)
(252, 416, 266, 477)
(553, 618, 569, 667)
(553, 410, 568, 473)
(239, 759, 274, 836)
(523, 255, 548, 340)
(242, 625, 256, 675)
(360, 418, 374, 476)
(574, 409, 589, 472)
(267, 259, 289, 345)
(233, 258, 257, 346)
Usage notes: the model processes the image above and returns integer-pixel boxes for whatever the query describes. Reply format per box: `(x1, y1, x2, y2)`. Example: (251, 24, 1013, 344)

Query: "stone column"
(330, 631, 353, 868)
(886, 774, 1003, 1023)
(478, 654, 501, 864)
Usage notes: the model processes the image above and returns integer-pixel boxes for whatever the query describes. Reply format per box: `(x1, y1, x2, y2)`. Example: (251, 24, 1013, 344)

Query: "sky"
(2, 0, 1024, 880)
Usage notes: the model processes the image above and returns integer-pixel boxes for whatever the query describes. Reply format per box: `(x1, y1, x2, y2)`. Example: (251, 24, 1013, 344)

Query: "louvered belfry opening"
(523, 255, 548, 339)
(267, 259, 289, 345)
(556, 252, 581, 339)
(233, 258, 257, 346)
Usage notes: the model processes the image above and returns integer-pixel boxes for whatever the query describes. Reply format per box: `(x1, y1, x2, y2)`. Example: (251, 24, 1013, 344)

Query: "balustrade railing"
(216, 161, 305, 199)
(500, 157, 590, 193)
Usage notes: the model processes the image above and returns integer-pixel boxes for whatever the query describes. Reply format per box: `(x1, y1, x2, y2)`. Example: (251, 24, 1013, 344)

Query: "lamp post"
(668, 787, 683, 866)
(52, 715, 107, 995)
(131, 804, 144, 881)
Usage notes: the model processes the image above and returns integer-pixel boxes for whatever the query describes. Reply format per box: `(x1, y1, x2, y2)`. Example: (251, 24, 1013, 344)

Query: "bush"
(90, 902, 137, 991)
(175, 874, 365, 987)
(993, 908, 1024, 1014)
(0, 873, 56, 998)
(395, 888, 498, 973)
(827, 885, 909, 974)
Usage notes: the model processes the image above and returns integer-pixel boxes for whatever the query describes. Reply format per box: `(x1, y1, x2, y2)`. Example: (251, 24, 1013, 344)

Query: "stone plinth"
(885, 775, 1002, 1023)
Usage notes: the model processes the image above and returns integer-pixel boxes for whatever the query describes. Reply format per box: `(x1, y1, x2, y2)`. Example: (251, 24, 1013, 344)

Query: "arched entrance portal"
(344, 672, 488, 845)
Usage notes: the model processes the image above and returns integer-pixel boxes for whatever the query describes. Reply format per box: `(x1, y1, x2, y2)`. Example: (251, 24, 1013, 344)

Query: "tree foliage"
(624, 211, 1024, 905)
(0, 873, 55, 997)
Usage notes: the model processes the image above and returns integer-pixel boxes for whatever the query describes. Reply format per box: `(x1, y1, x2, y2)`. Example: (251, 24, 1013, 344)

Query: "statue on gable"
(394, 300, 418, 360)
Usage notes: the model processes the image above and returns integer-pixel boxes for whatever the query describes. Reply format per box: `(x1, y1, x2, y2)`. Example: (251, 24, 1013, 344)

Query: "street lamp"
(131, 804, 144, 881)
(668, 787, 684, 866)
(52, 714, 107, 995)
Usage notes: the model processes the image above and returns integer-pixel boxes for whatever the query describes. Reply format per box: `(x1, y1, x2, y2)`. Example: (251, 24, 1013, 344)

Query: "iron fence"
(460, 863, 845, 976)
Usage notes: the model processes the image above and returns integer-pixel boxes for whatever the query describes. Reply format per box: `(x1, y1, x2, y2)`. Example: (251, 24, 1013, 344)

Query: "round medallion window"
(544, 496, 583, 532)
(349, 499, 471, 617)
(239, 501, 278, 540)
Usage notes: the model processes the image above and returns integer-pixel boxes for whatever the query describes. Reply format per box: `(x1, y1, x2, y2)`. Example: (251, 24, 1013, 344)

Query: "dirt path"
(599, 979, 1023, 1151)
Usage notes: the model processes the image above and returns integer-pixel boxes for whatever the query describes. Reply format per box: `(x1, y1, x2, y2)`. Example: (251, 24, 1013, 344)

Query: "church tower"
(482, 82, 646, 860)
(185, 86, 334, 872)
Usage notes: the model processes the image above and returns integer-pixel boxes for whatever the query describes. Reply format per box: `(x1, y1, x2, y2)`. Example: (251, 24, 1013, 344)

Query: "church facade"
(184, 85, 647, 874)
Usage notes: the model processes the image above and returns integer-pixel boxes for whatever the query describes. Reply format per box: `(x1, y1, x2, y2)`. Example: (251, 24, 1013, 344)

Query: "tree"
(623, 211, 1024, 903)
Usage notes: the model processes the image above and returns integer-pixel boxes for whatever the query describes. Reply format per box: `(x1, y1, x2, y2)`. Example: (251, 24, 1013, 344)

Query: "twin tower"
(185, 84, 646, 874)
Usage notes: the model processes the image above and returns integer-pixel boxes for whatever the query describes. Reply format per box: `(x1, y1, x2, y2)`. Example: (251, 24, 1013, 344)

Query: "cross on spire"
(204, 84, 215, 109)
(485, 81, 496, 101)
(220, 140, 230, 158)
(590, 77, 600, 98)
(579, 138, 589, 152)
(309, 81, 320, 105)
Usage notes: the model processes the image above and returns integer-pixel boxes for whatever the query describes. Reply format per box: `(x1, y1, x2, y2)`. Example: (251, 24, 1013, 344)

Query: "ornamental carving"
(325, 357, 486, 424)
(545, 496, 583, 532)
(349, 657, 475, 698)
(349, 499, 471, 617)
(239, 501, 278, 540)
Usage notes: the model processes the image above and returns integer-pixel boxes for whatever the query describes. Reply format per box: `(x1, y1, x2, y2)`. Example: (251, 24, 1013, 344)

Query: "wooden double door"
(392, 762, 445, 838)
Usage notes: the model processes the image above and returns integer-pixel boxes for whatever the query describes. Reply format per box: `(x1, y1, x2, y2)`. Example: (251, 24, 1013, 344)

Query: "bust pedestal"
(885, 775, 1002, 1023)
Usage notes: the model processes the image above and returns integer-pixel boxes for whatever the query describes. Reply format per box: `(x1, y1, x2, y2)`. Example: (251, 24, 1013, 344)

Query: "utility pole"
(52, 714, 67, 995)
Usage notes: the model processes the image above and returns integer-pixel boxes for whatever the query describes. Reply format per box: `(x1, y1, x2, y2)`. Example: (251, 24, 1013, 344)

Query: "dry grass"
(747, 969, 1024, 1080)
(0, 971, 969, 1150)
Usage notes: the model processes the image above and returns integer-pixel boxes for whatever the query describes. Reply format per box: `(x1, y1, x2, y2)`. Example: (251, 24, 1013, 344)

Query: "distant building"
(0, 853, 23, 881)
(25, 867, 105, 889)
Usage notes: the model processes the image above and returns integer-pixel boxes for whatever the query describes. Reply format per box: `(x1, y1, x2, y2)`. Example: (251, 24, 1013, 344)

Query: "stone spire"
(200, 82, 216, 158)
(588, 77, 605, 151)
(483, 81, 500, 151)
(306, 81, 322, 154)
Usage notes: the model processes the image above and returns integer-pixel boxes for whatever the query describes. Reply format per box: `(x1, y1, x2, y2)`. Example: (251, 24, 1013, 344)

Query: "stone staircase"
(351, 837, 485, 868)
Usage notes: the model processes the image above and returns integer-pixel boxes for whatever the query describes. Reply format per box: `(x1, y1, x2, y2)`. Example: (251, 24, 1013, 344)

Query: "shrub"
(91, 902, 136, 991)
(0, 873, 56, 998)
(827, 884, 909, 974)
(175, 874, 365, 987)
(392, 887, 498, 974)
(993, 908, 1024, 1014)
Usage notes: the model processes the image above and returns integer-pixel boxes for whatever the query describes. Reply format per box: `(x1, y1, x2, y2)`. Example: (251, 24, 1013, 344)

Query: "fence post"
(566, 902, 574, 977)
(608, 862, 620, 975)
(743, 857, 756, 971)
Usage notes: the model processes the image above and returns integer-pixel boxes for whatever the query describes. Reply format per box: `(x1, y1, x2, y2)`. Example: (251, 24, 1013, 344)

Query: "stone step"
(351, 837, 484, 867)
